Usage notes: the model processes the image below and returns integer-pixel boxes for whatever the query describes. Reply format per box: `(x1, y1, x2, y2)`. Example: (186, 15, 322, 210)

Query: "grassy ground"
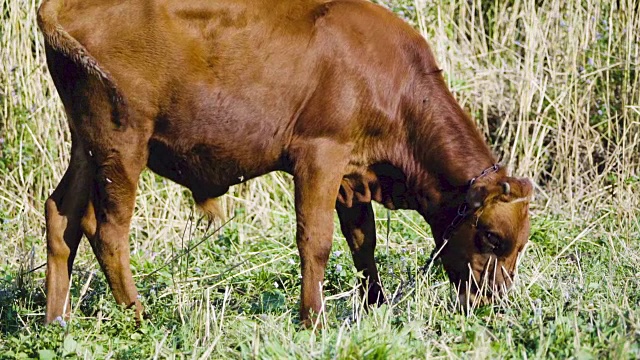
(1, 0, 639, 358)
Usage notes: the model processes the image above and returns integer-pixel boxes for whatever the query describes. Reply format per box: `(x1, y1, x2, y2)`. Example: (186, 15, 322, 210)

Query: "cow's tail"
(37, 0, 128, 128)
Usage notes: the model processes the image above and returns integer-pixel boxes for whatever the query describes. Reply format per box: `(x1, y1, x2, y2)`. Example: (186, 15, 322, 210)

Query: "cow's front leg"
(291, 139, 350, 327)
(336, 201, 385, 306)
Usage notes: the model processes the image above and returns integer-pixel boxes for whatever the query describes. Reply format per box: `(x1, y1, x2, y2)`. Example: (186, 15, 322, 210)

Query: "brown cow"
(37, 0, 533, 326)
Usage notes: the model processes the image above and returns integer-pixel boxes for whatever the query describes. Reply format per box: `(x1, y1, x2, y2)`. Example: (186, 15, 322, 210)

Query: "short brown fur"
(38, 0, 533, 326)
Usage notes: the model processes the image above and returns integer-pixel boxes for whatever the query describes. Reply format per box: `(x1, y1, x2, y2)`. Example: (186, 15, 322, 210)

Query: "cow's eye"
(484, 232, 502, 251)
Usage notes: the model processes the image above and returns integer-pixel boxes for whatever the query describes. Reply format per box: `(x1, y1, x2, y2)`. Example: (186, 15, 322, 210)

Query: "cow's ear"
(337, 178, 354, 208)
(466, 177, 533, 209)
(499, 177, 533, 202)
(466, 179, 501, 209)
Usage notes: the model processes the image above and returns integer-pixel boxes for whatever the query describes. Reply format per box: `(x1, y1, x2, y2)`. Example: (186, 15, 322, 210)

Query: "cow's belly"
(145, 77, 295, 200)
(146, 132, 284, 202)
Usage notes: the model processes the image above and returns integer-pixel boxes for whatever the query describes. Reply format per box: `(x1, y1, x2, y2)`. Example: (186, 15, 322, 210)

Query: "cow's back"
(46, 0, 441, 199)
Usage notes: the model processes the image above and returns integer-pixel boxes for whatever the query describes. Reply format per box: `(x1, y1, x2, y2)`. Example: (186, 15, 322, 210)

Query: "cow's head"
(435, 175, 533, 308)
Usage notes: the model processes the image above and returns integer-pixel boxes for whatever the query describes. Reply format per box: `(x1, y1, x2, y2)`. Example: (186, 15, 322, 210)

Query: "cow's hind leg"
(85, 143, 148, 322)
(45, 143, 92, 324)
(336, 202, 386, 306)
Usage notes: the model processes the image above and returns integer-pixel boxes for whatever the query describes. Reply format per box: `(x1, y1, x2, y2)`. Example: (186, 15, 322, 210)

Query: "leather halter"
(442, 164, 501, 241)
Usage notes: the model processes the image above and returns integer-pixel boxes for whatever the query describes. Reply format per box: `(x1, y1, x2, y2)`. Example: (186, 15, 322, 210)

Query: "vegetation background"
(1, 0, 639, 358)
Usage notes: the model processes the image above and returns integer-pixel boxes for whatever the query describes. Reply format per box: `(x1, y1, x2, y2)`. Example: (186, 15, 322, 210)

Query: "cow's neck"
(395, 82, 500, 227)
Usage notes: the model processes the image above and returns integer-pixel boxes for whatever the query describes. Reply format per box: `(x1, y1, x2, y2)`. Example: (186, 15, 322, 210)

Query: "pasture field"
(1, 0, 639, 358)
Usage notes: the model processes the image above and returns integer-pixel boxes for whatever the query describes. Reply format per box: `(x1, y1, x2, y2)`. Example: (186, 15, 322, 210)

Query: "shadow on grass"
(0, 266, 113, 336)
(0, 268, 46, 335)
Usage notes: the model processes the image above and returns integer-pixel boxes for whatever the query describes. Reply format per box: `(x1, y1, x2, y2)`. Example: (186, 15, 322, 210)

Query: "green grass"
(1, 0, 639, 358)
(2, 211, 639, 358)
